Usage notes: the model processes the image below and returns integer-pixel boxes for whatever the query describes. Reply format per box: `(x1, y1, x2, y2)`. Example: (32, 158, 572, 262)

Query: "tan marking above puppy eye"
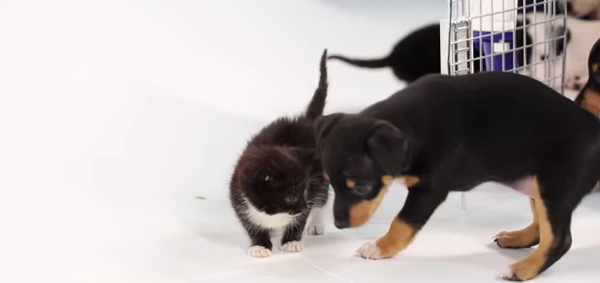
(324, 173, 330, 181)
(346, 179, 356, 189)
(593, 63, 599, 72)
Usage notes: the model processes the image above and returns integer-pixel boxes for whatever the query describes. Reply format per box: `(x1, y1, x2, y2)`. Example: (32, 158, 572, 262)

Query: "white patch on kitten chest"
(245, 199, 296, 229)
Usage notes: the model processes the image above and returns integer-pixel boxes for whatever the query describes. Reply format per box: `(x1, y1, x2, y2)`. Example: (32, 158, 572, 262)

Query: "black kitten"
(229, 50, 330, 258)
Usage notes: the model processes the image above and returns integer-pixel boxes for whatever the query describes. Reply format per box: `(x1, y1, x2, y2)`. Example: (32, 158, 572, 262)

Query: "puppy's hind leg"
(501, 174, 594, 281)
(495, 198, 540, 249)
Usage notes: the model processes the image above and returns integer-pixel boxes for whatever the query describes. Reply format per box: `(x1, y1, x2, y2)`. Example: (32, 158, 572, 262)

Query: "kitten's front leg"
(306, 206, 325, 235)
(281, 214, 308, 253)
(245, 224, 273, 258)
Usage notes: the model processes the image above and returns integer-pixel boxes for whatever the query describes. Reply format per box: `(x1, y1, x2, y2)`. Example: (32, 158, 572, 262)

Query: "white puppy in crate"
(567, 0, 600, 19)
(520, 13, 600, 100)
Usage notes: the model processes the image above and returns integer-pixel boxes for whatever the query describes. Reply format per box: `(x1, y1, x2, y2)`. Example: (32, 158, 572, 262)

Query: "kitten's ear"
(366, 121, 410, 176)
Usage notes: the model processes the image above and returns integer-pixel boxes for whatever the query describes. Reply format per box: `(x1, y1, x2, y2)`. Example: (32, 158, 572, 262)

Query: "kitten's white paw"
(306, 224, 324, 235)
(356, 242, 382, 260)
(281, 241, 303, 253)
(248, 246, 271, 258)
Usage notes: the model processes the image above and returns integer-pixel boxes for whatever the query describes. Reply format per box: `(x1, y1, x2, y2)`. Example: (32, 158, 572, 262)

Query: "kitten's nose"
(334, 217, 349, 229)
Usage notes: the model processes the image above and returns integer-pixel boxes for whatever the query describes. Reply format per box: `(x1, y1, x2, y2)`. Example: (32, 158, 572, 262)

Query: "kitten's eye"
(284, 195, 297, 204)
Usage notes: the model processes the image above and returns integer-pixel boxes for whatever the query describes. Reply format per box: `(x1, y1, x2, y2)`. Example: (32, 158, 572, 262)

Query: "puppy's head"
(314, 113, 411, 229)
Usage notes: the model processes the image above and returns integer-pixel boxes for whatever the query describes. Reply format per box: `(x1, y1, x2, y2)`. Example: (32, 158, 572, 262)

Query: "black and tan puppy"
(574, 37, 600, 116)
(314, 71, 600, 281)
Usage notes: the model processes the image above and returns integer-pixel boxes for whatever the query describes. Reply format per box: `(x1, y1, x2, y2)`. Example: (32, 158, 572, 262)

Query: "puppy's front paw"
(281, 241, 303, 253)
(306, 224, 324, 235)
(248, 246, 271, 258)
(500, 260, 542, 281)
(356, 242, 383, 260)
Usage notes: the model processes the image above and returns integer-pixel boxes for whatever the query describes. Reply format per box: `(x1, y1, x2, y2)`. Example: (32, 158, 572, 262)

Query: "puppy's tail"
(327, 54, 390, 69)
(305, 49, 329, 120)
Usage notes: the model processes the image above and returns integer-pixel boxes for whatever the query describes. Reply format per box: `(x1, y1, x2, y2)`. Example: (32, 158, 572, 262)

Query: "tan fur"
(593, 62, 599, 72)
(507, 177, 553, 281)
(581, 88, 600, 117)
(496, 198, 540, 248)
(375, 218, 417, 258)
(346, 180, 356, 189)
(348, 176, 393, 227)
(348, 175, 420, 227)
(400, 176, 420, 188)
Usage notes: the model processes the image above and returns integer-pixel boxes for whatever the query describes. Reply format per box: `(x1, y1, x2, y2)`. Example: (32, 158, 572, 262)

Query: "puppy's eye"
(264, 175, 272, 182)
(353, 185, 372, 196)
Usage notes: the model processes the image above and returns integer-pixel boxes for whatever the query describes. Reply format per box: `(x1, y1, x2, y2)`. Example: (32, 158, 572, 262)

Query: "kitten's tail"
(305, 49, 329, 120)
(327, 54, 390, 69)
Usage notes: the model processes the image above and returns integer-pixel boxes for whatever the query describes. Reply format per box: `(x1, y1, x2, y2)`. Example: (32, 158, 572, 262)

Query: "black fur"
(229, 50, 330, 255)
(328, 23, 442, 83)
(315, 71, 600, 280)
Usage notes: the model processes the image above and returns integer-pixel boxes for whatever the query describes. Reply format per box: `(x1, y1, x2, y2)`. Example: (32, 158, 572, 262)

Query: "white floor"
(1, 0, 597, 282)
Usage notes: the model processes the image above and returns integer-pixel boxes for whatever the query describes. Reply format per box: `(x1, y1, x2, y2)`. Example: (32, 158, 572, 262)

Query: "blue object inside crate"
(472, 30, 519, 72)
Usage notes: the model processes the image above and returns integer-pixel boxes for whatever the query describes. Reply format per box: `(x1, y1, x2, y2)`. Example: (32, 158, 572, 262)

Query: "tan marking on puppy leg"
(374, 218, 417, 258)
(399, 175, 420, 188)
(506, 177, 553, 281)
(346, 179, 356, 189)
(581, 89, 600, 117)
(496, 198, 540, 248)
(348, 175, 393, 227)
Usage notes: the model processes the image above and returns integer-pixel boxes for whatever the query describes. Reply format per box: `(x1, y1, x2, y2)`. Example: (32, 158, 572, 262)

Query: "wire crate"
(441, 0, 568, 92)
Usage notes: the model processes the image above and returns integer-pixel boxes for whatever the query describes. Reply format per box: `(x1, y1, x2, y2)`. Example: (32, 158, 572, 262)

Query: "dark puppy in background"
(315, 71, 600, 281)
(327, 21, 537, 84)
(229, 50, 330, 258)
(328, 24, 443, 83)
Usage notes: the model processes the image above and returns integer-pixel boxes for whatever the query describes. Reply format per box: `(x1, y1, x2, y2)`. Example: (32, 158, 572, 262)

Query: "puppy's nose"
(334, 217, 349, 229)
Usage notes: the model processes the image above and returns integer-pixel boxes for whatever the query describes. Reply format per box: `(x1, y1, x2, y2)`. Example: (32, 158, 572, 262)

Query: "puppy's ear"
(366, 122, 410, 176)
(314, 113, 344, 142)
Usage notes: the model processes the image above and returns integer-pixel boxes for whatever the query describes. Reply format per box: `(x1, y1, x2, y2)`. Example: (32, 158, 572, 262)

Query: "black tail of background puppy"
(305, 49, 329, 120)
(327, 55, 390, 69)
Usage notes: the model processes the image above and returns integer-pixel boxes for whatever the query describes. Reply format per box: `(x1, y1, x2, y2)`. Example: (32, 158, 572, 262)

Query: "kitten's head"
(237, 146, 317, 215)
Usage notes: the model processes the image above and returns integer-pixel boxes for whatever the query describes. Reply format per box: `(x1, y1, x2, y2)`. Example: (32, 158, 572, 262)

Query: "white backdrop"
(3, 1, 599, 283)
